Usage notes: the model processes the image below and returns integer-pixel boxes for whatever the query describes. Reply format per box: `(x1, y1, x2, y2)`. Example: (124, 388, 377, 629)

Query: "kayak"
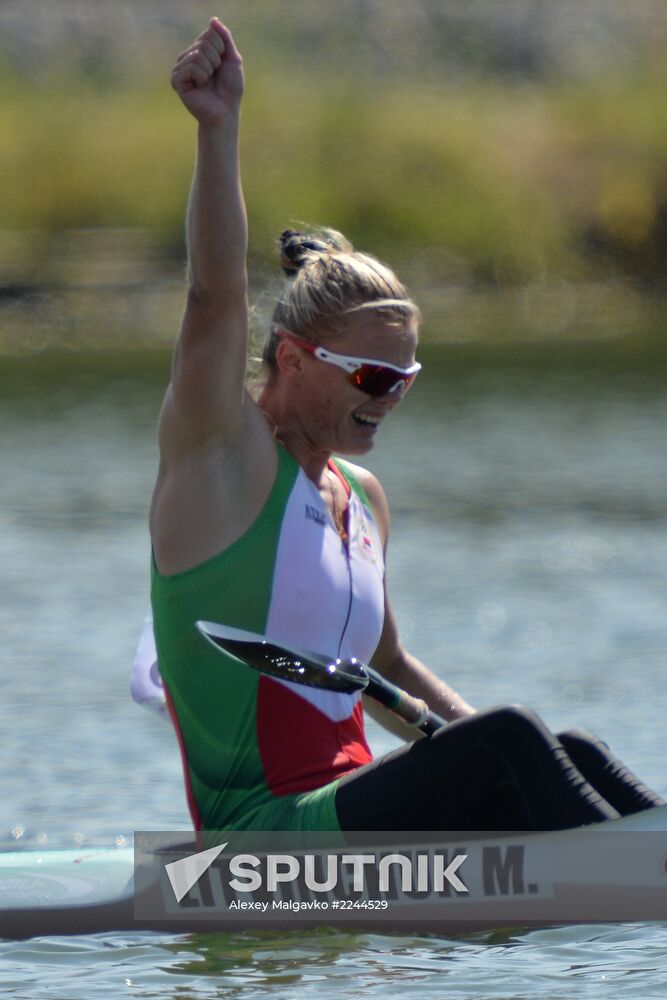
(2, 805, 667, 939)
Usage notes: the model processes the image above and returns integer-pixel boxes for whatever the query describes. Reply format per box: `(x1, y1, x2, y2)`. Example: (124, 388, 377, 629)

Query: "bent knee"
(558, 727, 609, 751)
(483, 703, 551, 735)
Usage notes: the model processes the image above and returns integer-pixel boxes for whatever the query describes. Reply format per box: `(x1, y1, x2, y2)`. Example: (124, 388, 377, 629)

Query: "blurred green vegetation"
(1, 48, 665, 294)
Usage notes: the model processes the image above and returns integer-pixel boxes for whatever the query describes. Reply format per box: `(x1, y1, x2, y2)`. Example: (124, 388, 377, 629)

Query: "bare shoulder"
(151, 391, 278, 575)
(342, 460, 391, 543)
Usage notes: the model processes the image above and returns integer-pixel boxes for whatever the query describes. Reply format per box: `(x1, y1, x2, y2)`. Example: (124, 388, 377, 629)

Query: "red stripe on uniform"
(327, 458, 352, 497)
(164, 684, 203, 831)
(256, 675, 372, 796)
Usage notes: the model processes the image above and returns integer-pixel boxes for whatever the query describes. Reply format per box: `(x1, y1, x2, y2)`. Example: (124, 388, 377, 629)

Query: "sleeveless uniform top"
(150, 443, 385, 833)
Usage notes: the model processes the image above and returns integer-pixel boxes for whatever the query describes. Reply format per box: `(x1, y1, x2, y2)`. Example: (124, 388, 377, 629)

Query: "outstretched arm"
(165, 19, 250, 450)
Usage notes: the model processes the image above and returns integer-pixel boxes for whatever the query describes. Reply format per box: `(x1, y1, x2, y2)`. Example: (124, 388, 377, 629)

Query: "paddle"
(196, 620, 444, 736)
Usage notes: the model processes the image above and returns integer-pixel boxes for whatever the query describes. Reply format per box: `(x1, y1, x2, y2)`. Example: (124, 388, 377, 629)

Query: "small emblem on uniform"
(305, 504, 327, 525)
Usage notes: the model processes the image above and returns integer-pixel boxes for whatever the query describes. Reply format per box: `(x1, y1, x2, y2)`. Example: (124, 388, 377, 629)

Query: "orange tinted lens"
(350, 365, 417, 396)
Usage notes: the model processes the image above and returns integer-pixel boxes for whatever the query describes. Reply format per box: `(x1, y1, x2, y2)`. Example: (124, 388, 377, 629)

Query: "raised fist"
(171, 19, 244, 127)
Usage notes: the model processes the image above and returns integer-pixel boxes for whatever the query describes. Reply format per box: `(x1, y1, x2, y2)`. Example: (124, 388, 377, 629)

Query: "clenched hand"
(171, 18, 244, 128)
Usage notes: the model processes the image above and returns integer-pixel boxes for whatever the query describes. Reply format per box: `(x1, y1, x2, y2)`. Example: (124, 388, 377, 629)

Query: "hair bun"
(278, 228, 352, 277)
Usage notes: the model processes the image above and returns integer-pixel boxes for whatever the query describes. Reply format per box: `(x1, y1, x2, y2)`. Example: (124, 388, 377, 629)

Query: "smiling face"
(274, 311, 420, 457)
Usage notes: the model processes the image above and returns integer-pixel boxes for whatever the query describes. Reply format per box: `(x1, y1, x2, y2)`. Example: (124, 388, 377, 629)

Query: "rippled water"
(3, 925, 667, 998)
(1, 343, 666, 996)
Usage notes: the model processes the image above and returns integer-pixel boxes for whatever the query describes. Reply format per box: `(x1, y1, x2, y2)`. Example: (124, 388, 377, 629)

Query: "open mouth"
(352, 414, 382, 429)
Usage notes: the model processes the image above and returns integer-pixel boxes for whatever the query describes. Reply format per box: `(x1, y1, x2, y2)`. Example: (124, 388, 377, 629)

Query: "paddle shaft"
(356, 662, 445, 736)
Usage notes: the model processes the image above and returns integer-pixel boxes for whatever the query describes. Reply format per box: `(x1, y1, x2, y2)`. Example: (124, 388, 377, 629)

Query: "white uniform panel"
(265, 469, 385, 724)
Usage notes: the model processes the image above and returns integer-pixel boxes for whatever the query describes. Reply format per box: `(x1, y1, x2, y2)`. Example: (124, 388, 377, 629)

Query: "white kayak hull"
(2, 807, 667, 939)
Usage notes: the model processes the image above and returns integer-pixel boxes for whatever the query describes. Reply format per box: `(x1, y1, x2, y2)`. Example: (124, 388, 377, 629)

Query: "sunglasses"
(275, 330, 421, 398)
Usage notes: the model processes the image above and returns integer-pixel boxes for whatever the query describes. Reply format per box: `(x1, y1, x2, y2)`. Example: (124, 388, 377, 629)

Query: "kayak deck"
(2, 807, 667, 939)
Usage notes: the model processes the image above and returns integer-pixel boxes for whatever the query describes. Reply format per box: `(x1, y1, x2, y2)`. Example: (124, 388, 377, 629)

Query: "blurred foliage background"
(0, 0, 665, 355)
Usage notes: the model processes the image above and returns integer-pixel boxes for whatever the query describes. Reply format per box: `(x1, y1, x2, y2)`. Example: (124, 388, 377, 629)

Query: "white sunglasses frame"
(274, 329, 422, 395)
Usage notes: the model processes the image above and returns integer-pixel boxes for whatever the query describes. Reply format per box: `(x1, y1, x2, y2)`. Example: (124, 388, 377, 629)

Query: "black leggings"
(335, 705, 664, 832)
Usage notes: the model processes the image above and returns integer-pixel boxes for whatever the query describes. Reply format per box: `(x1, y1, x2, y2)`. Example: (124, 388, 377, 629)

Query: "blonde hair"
(263, 228, 420, 374)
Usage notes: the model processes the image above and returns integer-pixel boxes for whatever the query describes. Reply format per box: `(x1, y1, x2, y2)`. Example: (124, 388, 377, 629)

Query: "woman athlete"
(147, 18, 664, 834)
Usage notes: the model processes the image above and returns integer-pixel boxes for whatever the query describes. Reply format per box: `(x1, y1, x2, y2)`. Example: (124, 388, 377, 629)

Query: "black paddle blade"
(196, 621, 369, 694)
